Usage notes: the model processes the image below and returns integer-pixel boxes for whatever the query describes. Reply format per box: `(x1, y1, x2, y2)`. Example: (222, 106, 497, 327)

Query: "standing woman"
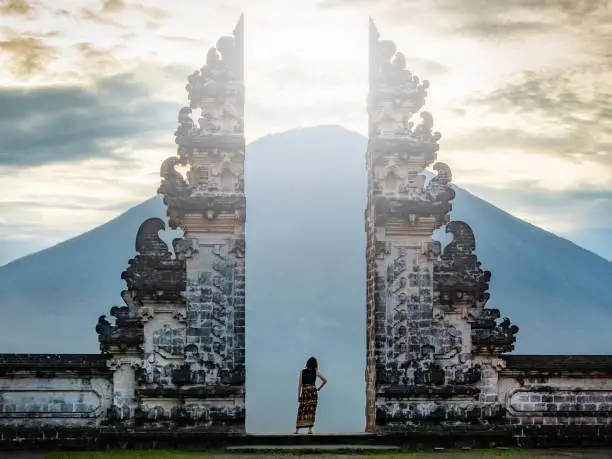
(295, 356, 327, 434)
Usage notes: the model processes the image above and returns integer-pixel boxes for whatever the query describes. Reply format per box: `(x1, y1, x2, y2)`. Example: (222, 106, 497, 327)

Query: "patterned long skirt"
(296, 385, 318, 428)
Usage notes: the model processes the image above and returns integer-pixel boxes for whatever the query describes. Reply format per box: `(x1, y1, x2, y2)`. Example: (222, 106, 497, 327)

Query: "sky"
(0, 0, 610, 266)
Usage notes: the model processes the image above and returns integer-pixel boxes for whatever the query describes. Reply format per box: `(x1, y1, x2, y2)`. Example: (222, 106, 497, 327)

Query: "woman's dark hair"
(306, 356, 318, 370)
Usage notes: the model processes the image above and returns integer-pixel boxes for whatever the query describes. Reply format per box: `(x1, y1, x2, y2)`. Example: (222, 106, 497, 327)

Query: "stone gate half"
(95, 15, 246, 431)
(366, 19, 524, 432)
(363, 21, 612, 441)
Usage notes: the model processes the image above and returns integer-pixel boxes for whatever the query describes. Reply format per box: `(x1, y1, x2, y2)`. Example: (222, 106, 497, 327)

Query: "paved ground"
(1, 453, 47, 459)
(3, 448, 612, 458)
(552, 450, 612, 458)
(227, 444, 401, 450)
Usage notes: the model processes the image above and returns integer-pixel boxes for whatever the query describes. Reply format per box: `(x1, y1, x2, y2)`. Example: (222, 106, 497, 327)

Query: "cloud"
(479, 67, 610, 119)
(88, 1, 167, 25)
(76, 2, 170, 35)
(101, 0, 125, 13)
(80, 8, 124, 28)
(73, 43, 119, 74)
(129, 4, 168, 20)
(321, 0, 611, 38)
(0, 29, 57, 78)
(436, 0, 595, 38)
(469, 66, 612, 161)
(454, 19, 557, 39)
(0, 67, 182, 167)
(444, 127, 576, 154)
(0, 0, 31, 15)
(406, 56, 450, 76)
(463, 182, 612, 232)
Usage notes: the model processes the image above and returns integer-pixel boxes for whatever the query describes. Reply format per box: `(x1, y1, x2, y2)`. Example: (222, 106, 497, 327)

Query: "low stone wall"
(499, 355, 612, 446)
(0, 354, 113, 448)
(4, 353, 612, 449)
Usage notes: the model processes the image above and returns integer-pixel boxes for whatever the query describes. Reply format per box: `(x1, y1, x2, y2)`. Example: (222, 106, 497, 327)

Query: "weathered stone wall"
(500, 355, 612, 429)
(0, 354, 112, 446)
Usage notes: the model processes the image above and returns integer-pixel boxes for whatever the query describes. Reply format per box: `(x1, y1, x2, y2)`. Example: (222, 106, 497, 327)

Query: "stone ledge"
(4, 427, 612, 450)
(379, 385, 480, 398)
(368, 136, 438, 159)
(374, 195, 452, 224)
(176, 134, 245, 151)
(163, 194, 246, 213)
(502, 355, 612, 375)
(0, 354, 111, 377)
(135, 385, 243, 398)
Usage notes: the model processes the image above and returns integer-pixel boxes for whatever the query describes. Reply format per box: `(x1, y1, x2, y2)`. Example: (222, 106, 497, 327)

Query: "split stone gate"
(2, 16, 612, 447)
(92, 15, 514, 432)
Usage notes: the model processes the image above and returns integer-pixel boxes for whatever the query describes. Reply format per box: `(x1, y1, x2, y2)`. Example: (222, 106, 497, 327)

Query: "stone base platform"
(3, 426, 612, 450)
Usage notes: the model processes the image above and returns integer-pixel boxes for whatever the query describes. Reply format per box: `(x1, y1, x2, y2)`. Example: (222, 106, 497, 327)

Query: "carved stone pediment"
(434, 221, 490, 307)
(472, 317, 519, 355)
(158, 156, 190, 199)
(96, 309, 144, 355)
(121, 218, 186, 302)
(369, 30, 430, 114)
(184, 15, 244, 106)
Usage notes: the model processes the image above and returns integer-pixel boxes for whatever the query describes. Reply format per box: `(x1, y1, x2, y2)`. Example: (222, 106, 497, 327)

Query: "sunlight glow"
(0, 0, 609, 261)
(450, 150, 611, 191)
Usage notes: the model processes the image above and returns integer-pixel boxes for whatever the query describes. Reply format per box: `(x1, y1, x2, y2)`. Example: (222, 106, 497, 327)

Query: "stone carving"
(95, 308, 143, 354)
(175, 107, 195, 138)
(229, 238, 245, 258)
(472, 317, 519, 355)
(371, 162, 453, 228)
(373, 189, 453, 227)
(121, 290, 141, 315)
(137, 355, 178, 387)
(369, 20, 430, 113)
(95, 316, 112, 343)
(121, 218, 186, 302)
(108, 13, 247, 434)
(426, 162, 453, 199)
(162, 194, 246, 230)
(366, 20, 518, 433)
(434, 221, 491, 307)
(207, 153, 244, 193)
(138, 307, 154, 323)
(371, 109, 441, 149)
(185, 35, 243, 104)
(152, 324, 186, 357)
(158, 157, 190, 198)
(175, 14, 244, 153)
(173, 237, 198, 261)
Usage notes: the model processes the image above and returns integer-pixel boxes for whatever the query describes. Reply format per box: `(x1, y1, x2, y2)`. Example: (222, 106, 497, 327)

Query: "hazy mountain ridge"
(1, 125, 611, 434)
(559, 228, 612, 262)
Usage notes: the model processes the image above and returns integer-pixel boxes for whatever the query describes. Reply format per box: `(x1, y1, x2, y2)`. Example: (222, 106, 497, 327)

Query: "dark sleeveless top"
(302, 368, 316, 386)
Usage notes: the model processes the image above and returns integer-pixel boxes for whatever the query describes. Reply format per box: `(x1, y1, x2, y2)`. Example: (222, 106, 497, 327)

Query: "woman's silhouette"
(295, 356, 327, 434)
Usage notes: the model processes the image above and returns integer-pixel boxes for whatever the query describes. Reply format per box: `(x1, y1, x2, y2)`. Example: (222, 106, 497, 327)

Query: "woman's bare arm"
(297, 371, 302, 400)
(316, 371, 327, 391)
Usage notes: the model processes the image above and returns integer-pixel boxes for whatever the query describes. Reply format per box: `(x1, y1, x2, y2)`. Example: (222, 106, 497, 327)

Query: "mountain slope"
(1, 125, 611, 434)
(559, 228, 612, 262)
(0, 196, 173, 353)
